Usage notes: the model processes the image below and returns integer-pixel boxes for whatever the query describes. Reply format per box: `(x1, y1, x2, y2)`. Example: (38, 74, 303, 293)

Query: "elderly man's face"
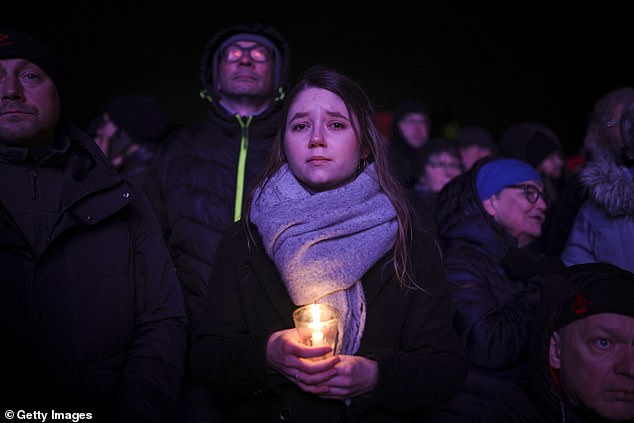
(0, 58, 60, 148)
(482, 180, 548, 247)
(550, 313, 634, 421)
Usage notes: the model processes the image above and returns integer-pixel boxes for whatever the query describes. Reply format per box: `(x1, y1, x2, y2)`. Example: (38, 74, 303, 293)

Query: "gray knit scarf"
(250, 163, 398, 354)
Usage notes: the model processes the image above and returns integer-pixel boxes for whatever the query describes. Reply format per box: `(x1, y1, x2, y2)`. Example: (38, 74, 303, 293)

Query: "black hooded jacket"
(147, 22, 290, 328)
(388, 100, 429, 188)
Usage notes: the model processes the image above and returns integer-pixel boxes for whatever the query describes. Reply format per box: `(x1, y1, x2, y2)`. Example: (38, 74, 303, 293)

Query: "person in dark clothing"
(190, 65, 467, 422)
(561, 88, 634, 273)
(407, 136, 463, 239)
(485, 262, 634, 423)
(88, 94, 168, 191)
(388, 99, 432, 188)
(145, 22, 291, 422)
(546, 87, 634, 256)
(0, 29, 187, 422)
(455, 124, 497, 170)
(422, 157, 550, 422)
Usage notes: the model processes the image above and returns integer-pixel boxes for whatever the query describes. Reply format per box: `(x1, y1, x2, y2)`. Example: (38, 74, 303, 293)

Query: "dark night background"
(5, 5, 632, 155)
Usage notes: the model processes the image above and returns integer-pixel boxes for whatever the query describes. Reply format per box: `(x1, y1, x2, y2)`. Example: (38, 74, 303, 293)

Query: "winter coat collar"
(0, 125, 134, 245)
(436, 156, 517, 258)
(579, 159, 634, 217)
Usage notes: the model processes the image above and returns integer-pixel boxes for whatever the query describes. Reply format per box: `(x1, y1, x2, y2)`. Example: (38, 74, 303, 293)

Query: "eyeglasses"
(507, 184, 549, 205)
(222, 44, 273, 63)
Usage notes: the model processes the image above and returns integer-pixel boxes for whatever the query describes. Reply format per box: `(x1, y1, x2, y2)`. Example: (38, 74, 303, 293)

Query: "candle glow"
(293, 303, 338, 359)
(309, 304, 325, 346)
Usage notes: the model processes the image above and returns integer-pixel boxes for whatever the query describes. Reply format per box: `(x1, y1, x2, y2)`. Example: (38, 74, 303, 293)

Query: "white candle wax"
(311, 330, 325, 346)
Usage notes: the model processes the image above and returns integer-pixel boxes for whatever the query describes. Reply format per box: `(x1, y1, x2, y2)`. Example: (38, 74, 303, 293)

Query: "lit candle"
(309, 304, 325, 347)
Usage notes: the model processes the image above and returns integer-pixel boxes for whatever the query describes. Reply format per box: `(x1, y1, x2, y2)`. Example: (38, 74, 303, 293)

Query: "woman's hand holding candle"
(266, 328, 339, 394)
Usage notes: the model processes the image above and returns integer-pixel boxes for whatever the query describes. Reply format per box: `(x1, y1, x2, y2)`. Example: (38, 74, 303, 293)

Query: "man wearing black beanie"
(486, 262, 634, 422)
(0, 28, 187, 421)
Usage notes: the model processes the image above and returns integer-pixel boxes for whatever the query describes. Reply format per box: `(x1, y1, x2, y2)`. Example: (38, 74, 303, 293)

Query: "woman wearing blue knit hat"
(420, 156, 562, 422)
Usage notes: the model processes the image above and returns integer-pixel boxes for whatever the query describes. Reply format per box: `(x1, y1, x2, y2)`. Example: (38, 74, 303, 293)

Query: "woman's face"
(482, 180, 548, 247)
(421, 152, 462, 192)
(284, 87, 363, 193)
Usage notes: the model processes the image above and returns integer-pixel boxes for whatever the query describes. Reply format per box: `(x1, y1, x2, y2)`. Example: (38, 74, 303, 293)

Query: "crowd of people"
(1, 23, 633, 423)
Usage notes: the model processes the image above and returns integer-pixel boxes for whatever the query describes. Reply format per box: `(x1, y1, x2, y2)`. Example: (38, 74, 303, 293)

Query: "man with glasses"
(422, 157, 554, 422)
(407, 137, 464, 238)
(145, 22, 290, 422)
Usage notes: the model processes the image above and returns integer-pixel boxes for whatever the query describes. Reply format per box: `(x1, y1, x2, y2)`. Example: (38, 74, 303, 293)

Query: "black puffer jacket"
(148, 22, 290, 327)
(0, 126, 187, 422)
(425, 157, 547, 422)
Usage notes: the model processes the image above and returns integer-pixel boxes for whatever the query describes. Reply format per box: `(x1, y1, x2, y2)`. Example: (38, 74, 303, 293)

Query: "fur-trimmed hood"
(579, 160, 634, 217)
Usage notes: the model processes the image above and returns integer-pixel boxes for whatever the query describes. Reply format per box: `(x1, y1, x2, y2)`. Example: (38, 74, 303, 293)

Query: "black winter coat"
(0, 127, 187, 422)
(147, 22, 290, 328)
(190, 222, 468, 423)
(424, 157, 546, 422)
(485, 264, 634, 423)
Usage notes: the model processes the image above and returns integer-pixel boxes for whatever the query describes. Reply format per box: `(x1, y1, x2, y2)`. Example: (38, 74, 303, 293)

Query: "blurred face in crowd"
(482, 180, 548, 247)
(550, 313, 634, 422)
(284, 87, 366, 194)
(460, 145, 493, 170)
(538, 151, 564, 179)
(398, 112, 430, 149)
(0, 58, 60, 148)
(94, 113, 118, 155)
(420, 152, 463, 192)
(216, 40, 275, 101)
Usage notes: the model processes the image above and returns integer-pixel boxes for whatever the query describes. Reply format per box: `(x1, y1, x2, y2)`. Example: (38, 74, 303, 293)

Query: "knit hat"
(555, 263, 634, 330)
(105, 95, 167, 141)
(524, 131, 559, 167)
(477, 158, 541, 200)
(212, 32, 282, 90)
(0, 29, 61, 95)
(456, 125, 496, 149)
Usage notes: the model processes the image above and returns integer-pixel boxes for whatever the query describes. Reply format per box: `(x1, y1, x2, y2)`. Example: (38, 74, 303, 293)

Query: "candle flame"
(309, 304, 325, 346)
(310, 304, 322, 329)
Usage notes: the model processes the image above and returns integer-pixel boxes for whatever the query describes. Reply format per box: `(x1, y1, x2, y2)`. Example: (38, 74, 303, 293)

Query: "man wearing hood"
(486, 262, 634, 422)
(387, 99, 432, 188)
(146, 22, 290, 422)
(561, 87, 634, 272)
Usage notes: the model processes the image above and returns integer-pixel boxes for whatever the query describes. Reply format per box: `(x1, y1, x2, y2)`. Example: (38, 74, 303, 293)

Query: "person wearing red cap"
(0, 28, 187, 421)
(486, 262, 634, 422)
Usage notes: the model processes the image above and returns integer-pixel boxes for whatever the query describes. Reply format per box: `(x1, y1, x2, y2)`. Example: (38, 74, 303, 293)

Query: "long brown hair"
(244, 65, 417, 289)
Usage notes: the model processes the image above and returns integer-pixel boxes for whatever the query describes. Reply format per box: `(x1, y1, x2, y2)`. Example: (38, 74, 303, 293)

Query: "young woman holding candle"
(189, 65, 467, 422)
